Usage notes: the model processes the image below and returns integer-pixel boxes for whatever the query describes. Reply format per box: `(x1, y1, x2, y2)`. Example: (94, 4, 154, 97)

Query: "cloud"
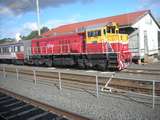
(0, 0, 94, 38)
(0, 0, 94, 16)
(23, 22, 38, 31)
(0, 7, 14, 16)
(138, 0, 160, 19)
(139, 0, 160, 8)
(0, 14, 82, 38)
(0, 22, 38, 39)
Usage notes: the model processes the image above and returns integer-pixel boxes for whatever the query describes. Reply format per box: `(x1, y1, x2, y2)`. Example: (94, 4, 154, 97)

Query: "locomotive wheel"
(95, 64, 106, 71)
(78, 63, 85, 69)
(77, 59, 85, 69)
(99, 65, 106, 71)
(19, 60, 24, 65)
(34, 59, 39, 66)
(45, 60, 52, 67)
(85, 62, 92, 69)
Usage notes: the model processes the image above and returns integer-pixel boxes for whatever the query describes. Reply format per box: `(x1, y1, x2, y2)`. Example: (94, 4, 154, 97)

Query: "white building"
(128, 11, 160, 60)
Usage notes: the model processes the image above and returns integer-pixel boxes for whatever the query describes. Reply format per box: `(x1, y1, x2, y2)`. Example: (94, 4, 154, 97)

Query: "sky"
(0, 0, 160, 39)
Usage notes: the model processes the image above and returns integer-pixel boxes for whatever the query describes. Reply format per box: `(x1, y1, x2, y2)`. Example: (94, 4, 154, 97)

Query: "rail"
(0, 64, 160, 109)
(0, 87, 89, 120)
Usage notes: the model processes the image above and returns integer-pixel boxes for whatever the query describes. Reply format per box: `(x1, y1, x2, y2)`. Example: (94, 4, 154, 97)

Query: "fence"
(0, 64, 160, 109)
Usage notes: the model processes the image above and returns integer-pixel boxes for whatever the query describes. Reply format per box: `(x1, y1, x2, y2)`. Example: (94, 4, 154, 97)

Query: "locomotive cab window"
(103, 29, 106, 35)
(96, 30, 101, 36)
(88, 31, 92, 37)
(107, 26, 115, 33)
(87, 30, 101, 37)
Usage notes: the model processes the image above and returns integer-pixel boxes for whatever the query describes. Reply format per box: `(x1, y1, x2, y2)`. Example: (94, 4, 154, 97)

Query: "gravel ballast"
(0, 72, 160, 120)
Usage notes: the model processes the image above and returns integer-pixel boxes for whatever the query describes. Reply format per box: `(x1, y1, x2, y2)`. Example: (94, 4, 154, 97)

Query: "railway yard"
(0, 62, 160, 120)
(0, 0, 160, 119)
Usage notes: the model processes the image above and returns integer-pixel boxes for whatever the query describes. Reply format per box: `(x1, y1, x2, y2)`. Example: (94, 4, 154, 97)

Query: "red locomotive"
(0, 22, 131, 70)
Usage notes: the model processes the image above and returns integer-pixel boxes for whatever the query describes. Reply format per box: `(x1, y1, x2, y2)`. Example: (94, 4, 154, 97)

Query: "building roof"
(43, 10, 150, 37)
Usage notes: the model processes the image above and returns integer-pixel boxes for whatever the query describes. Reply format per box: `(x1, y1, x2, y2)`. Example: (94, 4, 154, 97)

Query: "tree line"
(21, 27, 49, 40)
(0, 26, 49, 43)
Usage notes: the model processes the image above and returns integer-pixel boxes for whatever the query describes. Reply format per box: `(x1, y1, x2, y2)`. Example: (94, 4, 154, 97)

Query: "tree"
(0, 38, 14, 44)
(41, 27, 49, 33)
(0, 26, 50, 42)
(23, 26, 49, 40)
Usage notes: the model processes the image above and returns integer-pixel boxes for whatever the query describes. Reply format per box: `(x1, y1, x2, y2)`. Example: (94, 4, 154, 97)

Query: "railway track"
(1, 66, 160, 96)
(122, 68, 160, 76)
(0, 88, 89, 120)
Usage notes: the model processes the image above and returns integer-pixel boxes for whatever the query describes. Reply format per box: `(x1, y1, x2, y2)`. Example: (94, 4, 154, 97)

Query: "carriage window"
(7, 47, 9, 53)
(14, 46, 17, 52)
(2, 48, 4, 53)
(11, 46, 14, 52)
(17, 46, 20, 52)
(0, 48, 2, 53)
(9, 47, 11, 52)
(3, 47, 9, 53)
(20, 46, 24, 51)
(0, 48, 1, 53)
(3, 48, 5, 53)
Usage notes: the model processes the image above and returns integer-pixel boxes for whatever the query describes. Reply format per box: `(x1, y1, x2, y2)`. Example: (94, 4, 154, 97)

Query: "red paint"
(16, 52, 24, 59)
(32, 34, 84, 55)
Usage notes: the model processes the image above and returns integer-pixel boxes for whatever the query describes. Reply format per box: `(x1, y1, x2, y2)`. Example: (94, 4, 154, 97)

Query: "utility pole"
(36, 0, 41, 36)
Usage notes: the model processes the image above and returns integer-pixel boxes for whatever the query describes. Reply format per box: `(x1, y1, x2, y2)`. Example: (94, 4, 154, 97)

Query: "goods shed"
(43, 10, 160, 61)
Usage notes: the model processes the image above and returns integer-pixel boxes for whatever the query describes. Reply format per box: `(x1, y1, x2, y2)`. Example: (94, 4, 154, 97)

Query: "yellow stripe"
(86, 33, 128, 43)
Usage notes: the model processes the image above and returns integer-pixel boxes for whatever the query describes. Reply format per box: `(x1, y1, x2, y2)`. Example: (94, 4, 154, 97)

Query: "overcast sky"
(0, 0, 160, 39)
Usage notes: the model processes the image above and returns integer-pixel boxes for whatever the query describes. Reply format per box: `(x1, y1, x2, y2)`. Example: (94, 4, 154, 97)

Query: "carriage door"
(144, 30, 148, 55)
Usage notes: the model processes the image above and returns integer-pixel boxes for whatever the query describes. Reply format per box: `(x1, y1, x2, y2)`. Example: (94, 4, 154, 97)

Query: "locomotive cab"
(85, 22, 131, 70)
(85, 22, 126, 52)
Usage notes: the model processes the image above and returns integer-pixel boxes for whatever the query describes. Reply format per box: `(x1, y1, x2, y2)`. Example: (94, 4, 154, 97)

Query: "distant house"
(43, 10, 160, 60)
